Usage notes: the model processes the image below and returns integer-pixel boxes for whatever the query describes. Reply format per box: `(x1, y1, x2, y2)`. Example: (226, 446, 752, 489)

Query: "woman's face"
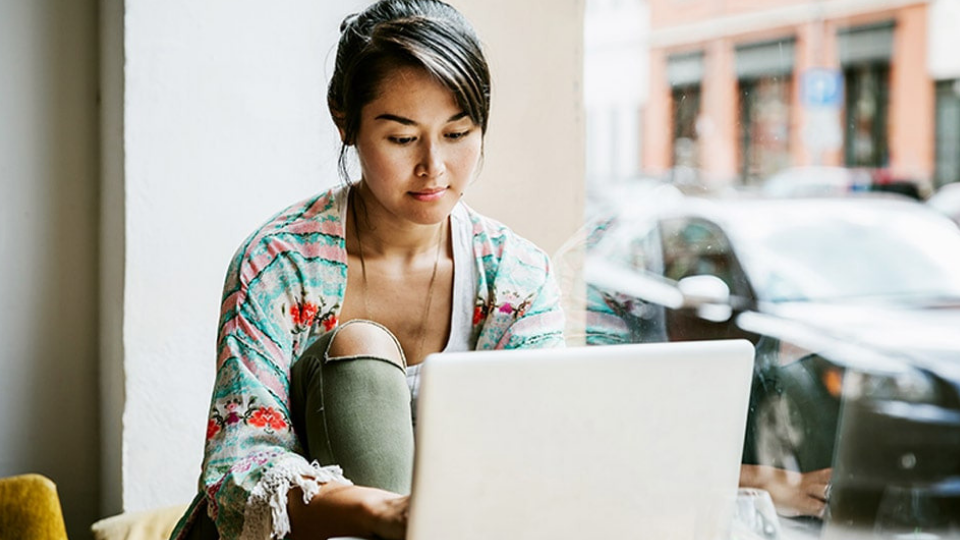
(353, 66, 482, 227)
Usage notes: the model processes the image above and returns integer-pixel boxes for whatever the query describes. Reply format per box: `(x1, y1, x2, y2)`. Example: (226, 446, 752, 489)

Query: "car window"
(726, 202, 960, 303)
(660, 217, 740, 293)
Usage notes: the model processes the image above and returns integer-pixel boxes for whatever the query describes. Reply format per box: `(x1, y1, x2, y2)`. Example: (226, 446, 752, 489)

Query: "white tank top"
(406, 201, 477, 428)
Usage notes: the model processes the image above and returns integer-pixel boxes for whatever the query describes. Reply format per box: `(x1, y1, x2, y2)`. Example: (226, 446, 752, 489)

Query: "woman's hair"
(328, 0, 491, 181)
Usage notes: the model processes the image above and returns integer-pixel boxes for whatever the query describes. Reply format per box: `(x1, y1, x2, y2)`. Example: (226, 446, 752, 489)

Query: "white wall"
(0, 0, 101, 538)
(114, 0, 366, 511)
(113, 0, 584, 512)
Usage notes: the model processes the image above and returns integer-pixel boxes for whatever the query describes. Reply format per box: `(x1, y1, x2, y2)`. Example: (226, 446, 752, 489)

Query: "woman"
(171, 1, 565, 539)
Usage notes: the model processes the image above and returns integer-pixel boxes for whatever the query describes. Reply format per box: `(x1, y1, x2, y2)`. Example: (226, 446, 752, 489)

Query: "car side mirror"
(678, 275, 732, 322)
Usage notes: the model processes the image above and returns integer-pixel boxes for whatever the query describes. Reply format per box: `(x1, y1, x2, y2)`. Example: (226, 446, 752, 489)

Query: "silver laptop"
(407, 340, 755, 540)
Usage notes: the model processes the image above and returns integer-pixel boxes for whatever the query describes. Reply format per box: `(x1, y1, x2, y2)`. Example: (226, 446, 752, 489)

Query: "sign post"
(801, 68, 844, 164)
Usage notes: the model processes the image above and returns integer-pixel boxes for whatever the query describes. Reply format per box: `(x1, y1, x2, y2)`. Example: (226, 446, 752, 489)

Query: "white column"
(108, 0, 364, 511)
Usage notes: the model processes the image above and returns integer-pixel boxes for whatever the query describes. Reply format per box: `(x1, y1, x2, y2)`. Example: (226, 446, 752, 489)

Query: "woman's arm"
(287, 483, 409, 540)
(198, 205, 362, 539)
(739, 464, 831, 518)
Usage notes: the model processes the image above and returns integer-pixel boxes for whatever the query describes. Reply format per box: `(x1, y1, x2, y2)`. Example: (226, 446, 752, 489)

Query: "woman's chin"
(403, 194, 459, 224)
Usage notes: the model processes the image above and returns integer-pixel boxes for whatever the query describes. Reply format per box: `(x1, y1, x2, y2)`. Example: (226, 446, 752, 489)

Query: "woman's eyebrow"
(374, 112, 469, 125)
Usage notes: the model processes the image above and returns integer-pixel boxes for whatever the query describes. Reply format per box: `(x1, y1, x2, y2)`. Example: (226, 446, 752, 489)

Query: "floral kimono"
(171, 184, 565, 540)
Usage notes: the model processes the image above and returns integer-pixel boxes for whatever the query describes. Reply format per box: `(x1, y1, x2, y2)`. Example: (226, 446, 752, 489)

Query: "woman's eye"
(389, 136, 416, 145)
(445, 130, 472, 141)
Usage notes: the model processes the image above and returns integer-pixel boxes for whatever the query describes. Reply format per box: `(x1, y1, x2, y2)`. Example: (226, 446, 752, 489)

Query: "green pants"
(186, 320, 415, 539)
(290, 319, 415, 495)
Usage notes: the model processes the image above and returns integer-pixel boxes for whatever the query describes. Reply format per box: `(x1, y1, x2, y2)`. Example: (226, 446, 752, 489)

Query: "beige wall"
(455, 0, 586, 256)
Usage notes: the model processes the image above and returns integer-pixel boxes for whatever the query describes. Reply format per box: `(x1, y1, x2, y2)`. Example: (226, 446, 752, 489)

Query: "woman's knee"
(327, 320, 404, 368)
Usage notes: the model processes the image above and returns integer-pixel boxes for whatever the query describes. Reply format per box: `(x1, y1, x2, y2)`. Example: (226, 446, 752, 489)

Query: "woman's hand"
(769, 467, 831, 518)
(288, 482, 409, 540)
(740, 465, 832, 518)
(361, 491, 409, 540)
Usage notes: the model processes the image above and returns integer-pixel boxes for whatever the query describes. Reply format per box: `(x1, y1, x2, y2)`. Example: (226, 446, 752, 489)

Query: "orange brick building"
(642, 0, 942, 188)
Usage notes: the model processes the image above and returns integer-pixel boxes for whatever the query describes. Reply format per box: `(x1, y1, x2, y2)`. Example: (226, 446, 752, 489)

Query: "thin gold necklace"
(352, 193, 445, 364)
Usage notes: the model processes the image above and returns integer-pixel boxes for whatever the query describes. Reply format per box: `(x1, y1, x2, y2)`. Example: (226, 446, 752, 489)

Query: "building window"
(739, 78, 792, 185)
(672, 85, 701, 169)
(736, 38, 795, 185)
(838, 22, 894, 169)
(667, 52, 704, 173)
(935, 80, 960, 187)
(844, 64, 890, 168)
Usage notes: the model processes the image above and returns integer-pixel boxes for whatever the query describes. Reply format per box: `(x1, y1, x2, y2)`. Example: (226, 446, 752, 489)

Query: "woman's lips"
(410, 187, 447, 202)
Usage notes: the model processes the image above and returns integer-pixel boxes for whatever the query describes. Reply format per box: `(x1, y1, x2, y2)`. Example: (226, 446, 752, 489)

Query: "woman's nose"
(416, 143, 445, 178)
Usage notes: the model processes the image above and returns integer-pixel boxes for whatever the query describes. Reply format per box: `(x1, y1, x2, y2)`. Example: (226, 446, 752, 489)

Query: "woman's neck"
(349, 183, 446, 259)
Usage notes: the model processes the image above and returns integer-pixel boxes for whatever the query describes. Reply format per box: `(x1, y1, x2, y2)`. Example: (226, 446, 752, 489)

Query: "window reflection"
(582, 0, 960, 535)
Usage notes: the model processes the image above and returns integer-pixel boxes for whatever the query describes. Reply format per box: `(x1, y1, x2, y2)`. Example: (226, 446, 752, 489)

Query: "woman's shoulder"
(461, 204, 551, 267)
(460, 204, 554, 303)
(227, 185, 348, 281)
(251, 186, 345, 242)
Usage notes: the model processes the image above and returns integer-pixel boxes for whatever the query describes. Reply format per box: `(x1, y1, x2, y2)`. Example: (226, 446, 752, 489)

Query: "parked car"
(762, 166, 925, 200)
(927, 182, 960, 226)
(581, 193, 960, 529)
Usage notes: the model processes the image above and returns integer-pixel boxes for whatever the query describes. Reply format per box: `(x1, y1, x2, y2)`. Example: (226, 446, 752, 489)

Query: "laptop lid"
(407, 339, 755, 540)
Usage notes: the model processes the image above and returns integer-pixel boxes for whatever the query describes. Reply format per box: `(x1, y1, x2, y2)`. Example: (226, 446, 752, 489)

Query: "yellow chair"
(90, 504, 189, 540)
(0, 473, 69, 540)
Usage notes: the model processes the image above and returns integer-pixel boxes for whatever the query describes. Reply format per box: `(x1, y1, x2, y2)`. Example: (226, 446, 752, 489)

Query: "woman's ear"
(330, 107, 348, 143)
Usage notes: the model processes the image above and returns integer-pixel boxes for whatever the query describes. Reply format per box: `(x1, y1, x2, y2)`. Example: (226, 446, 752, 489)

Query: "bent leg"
(291, 320, 414, 495)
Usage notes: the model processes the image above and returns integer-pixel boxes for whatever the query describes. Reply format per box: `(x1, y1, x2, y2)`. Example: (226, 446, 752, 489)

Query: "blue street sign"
(801, 68, 843, 108)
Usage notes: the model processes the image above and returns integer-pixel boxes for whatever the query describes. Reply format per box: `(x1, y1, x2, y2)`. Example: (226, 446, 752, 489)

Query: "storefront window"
(839, 22, 893, 169)
(739, 77, 792, 185)
(935, 80, 960, 187)
(667, 51, 704, 174)
(843, 63, 890, 168)
(672, 84, 701, 169)
(736, 38, 795, 185)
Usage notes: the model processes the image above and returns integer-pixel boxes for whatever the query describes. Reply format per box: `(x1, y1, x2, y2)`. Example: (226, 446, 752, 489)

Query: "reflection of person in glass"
(584, 229, 832, 519)
(170, 2, 565, 538)
(739, 464, 831, 518)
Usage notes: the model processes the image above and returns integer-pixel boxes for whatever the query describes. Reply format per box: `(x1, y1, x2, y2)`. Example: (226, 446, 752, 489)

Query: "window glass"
(580, 0, 960, 535)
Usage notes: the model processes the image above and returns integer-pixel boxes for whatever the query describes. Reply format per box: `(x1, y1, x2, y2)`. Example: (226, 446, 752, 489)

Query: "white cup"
(731, 487, 782, 540)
